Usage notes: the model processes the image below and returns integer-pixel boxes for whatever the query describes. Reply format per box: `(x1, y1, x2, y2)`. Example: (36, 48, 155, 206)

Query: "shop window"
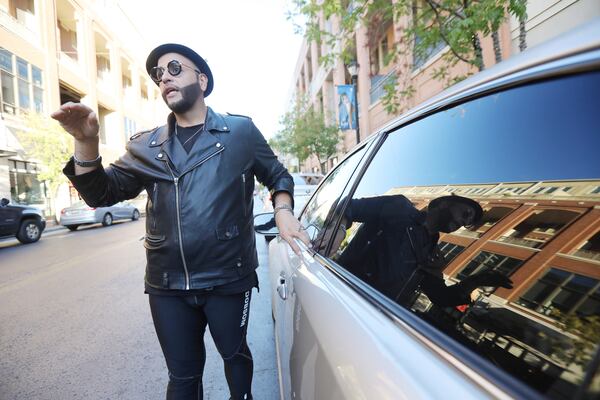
(9, 160, 45, 204)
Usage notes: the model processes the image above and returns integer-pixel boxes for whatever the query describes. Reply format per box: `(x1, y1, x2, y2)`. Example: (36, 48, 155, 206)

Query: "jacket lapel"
(153, 109, 231, 176)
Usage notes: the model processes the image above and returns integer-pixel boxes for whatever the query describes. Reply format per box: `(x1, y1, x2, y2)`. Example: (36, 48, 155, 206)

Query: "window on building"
(572, 230, 600, 262)
(59, 22, 78, 61)
(17, 58, 30, 111)
(123, 116, 137, 142)
(517, 268, 600, 318)
(438, 241, 465, 264)
(454, 206, 513, 239)
(1, 48, 16, 114)
(457, 251, 524, 281)
(496, 209, 580, 249)
(9, 160, 45, 204)
(0, 49, 44, 114)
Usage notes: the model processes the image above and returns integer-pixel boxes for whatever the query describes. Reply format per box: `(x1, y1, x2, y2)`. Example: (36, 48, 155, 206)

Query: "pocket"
(144, 233, 166, 250)
(216, 224, 240, 240)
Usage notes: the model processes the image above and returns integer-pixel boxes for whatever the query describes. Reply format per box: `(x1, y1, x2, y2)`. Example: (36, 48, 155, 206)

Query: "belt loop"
(162, 272, 169, 288)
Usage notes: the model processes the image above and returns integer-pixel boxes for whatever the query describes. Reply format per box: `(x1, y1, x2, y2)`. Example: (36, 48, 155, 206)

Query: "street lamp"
(346, 61, 360, 144)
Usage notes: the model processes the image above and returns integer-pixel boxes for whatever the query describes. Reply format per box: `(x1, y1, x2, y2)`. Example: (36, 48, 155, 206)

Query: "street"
(0, 199, 279, 400)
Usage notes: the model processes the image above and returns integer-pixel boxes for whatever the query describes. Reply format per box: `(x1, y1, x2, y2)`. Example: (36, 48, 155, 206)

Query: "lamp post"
(346, 61, 360, 145)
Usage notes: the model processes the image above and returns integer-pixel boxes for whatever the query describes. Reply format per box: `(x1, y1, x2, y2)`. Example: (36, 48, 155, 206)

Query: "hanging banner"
(336, 84, 357, 131)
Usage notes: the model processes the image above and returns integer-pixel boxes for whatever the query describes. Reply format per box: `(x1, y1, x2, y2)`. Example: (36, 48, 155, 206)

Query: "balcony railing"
(370, 70, 397, 105)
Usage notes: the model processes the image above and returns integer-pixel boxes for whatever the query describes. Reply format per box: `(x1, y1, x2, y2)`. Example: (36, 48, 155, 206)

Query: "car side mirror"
(254, 212, 278, 235)
(0, 198, 9, 207)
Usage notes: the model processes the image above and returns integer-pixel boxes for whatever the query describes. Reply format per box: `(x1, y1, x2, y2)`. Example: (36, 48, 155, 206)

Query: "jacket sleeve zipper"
(242, 173, 247, 216)
(152, 182, 158, 231)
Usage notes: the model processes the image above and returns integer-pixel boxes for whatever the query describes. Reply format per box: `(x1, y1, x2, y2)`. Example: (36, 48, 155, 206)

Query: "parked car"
(255, 21, 600, 400)
(0, 198, 46, 243)
(291, 172, 324, 214)
(261, 173, 324, 242)
(60, 200, 140, 231)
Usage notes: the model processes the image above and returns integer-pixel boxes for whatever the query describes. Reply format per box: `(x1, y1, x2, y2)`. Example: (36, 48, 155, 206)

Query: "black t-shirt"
(175, 123, 204, 153)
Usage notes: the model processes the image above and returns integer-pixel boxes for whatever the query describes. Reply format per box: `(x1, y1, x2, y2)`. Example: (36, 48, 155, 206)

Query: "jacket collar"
(148, 107, 230, 148)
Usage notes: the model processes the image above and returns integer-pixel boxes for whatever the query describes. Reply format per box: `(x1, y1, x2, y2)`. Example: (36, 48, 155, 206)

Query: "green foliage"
(288, 0, 528, 114)
(271, 96, 341, 172)
(15, 112, 73, 195)
(545, 309, 600, 370)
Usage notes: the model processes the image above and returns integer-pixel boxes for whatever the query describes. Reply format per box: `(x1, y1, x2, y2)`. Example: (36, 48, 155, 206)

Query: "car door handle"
(277, 277, 288, 300)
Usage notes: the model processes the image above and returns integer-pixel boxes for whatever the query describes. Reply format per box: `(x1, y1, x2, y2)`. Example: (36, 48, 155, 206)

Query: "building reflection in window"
(496, 209, 581, 249)
(454, 206, 513, 239)
(572, 230, 600, 262)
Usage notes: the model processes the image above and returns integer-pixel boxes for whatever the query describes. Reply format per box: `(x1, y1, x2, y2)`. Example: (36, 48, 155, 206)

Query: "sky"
(119, 0, 304, 139)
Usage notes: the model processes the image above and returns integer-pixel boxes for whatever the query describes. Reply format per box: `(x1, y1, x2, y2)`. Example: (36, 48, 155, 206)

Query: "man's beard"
(163, 83, 202, 113)
(436, 209, 458, 233)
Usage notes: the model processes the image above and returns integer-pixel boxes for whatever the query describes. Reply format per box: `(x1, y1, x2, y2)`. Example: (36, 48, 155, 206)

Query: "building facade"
(288, 0, 600, 173)
(0, 0, 165, 216)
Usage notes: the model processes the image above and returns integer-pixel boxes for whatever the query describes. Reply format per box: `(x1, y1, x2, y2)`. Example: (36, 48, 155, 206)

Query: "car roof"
(377, 18, 600, 135)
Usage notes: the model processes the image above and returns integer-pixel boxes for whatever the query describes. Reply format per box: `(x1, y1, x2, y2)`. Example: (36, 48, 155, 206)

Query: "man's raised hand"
(51, 102, 100, 141)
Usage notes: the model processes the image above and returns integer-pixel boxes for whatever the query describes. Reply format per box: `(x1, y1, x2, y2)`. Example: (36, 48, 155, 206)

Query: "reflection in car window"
(331, 72, 600, 398)
(300, 144, 370, 248)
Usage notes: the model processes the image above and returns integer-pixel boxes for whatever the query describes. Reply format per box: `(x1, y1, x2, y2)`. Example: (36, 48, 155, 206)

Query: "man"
(334, 194, 513, 307)
(52, 43, 309, 400)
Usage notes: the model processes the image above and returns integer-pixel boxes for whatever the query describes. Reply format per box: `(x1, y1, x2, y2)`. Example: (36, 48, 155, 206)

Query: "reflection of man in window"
(335, 194, 513, 307)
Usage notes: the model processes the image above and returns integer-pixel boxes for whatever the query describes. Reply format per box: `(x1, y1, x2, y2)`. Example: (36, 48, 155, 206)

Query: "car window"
(330, 71, 600, 398)
(300, 143, 371, 250)
(292, 175, 307, 185)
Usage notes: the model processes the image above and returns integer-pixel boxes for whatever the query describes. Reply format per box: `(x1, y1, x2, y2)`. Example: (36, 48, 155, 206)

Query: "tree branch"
(423, 0, 473, 65)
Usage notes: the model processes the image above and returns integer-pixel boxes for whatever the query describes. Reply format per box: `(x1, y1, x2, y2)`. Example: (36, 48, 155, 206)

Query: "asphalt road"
(0, 200, 279, 400)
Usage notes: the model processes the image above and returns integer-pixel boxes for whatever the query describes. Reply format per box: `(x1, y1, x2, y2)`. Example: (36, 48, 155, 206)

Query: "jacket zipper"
(165, 161, 191, 290)
(161, 146, 225, 291)
(152, 182, 158, 231)
(241, 173, 247, 216)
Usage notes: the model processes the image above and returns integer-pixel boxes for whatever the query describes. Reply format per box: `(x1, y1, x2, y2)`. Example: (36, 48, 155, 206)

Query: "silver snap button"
(216, 143, 221, 148)
(225, 231, 231, 238)
(157, 153, 163, 158)
(223, 126, 227, 130)
(236, 261, 242, 267)
(151, 141, 156, 145)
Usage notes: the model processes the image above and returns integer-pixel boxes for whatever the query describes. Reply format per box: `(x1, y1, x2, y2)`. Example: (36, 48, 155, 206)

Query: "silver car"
(256, 22, 600, 400)
(60, 200, 140, 231)
(291, 173, 324, 215)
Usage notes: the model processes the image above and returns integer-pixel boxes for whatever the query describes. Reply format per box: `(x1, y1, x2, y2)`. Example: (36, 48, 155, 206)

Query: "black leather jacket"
(64, 108, 293, 290)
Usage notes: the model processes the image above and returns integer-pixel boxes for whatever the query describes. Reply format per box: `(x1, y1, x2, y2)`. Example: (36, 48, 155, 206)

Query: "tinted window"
(331, 71, 600, 398)
(300, 143, 370, 249)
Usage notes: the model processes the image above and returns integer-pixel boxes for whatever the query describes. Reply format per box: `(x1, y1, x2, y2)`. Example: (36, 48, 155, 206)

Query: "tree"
(271, 96, 341, 173)
(288, 0, 527, 114)
(15, 112, 73, 213)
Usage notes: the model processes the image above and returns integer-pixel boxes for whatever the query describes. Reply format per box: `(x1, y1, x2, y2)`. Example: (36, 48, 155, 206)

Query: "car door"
(271, 140, 374, 399)
(274, 50, 600, 398)
(0, 204, 19, 236)
(325, 65, 600, 398)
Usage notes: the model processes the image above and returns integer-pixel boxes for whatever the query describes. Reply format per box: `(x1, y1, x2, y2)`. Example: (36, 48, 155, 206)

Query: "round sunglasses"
(150, 60, 202, 83)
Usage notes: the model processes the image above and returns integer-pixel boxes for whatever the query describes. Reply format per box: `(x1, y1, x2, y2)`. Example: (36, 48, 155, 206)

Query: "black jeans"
(149, 291, 253, 400)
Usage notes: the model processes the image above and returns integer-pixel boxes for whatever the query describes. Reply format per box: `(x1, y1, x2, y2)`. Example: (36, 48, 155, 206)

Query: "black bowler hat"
(145, 43, 214, 97)
(428, 195, 484, 223)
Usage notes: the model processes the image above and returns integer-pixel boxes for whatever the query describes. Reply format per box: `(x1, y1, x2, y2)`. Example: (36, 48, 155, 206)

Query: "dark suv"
(0, 198, 46, 244)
